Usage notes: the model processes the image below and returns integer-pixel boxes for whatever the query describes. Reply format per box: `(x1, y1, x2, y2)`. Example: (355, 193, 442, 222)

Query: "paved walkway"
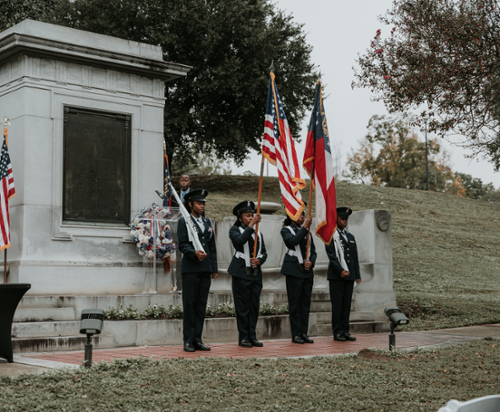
(3, 324, 499, 377)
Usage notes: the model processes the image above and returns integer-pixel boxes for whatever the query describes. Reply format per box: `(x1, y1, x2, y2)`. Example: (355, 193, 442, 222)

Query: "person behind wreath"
(280, 205, 317, 344)
(177, 188, 218, 352)
(325, 206, 361, 342)
(228, 201, 267, 348)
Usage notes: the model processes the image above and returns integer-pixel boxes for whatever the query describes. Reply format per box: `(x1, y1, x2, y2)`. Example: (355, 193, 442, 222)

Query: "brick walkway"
(24, 332, 481, 366)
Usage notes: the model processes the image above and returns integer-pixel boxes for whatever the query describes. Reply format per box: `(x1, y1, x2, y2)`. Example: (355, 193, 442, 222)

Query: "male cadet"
(177, 189, 218, 352)
(174, 174, 192, 293)
(179, 174, 191, 203)
(325, 207, 361, 342)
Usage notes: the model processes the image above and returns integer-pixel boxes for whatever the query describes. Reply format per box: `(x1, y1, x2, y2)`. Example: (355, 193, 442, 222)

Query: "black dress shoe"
(343, 332, 356, 341)
(302, 334, 314, 344)
(239, 339, 252, 348)
(183, 343, 195, 352)
(334, 333, 346, 342)
(292, 336, 305, 344)
(194, 342, 211, 351)
(250, 339, 263, 347)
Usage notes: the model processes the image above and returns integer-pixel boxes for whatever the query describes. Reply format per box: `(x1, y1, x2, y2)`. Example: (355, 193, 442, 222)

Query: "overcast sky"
(233, 0, 500, 188)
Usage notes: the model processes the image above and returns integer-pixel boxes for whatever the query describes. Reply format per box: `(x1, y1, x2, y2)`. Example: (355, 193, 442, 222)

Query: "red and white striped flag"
(262, 73, 305, 220)
(0, 127, 15, 250)
(303, 82, 337, 244)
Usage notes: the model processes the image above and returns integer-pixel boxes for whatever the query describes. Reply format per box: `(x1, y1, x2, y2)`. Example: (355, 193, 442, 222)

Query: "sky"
(233, 0, 500, 188)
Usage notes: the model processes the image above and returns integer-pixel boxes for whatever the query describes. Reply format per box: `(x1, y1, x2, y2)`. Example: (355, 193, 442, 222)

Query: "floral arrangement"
(130, 203, 177, 259)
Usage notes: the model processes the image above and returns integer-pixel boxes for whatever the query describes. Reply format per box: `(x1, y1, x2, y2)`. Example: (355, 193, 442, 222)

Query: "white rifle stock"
(169, 184, 205, 252)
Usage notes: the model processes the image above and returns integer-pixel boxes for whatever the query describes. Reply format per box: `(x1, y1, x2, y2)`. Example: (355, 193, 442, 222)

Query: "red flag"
(0, 127, 15, 250)
(303, 82, 337, 244)
(262, 73, 305, 220)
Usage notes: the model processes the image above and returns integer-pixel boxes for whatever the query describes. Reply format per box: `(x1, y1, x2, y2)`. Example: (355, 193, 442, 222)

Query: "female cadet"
(280, 207, 317, 344)
(228, 201, 267, 348)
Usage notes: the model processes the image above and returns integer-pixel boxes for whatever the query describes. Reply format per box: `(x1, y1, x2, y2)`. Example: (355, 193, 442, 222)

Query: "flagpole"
(3, 250, 6, 283)
(253, 62, 275, 259)
(305, 164, 314, 261)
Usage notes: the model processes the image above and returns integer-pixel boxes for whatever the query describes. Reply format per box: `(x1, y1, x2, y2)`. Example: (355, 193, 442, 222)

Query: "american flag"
(262, 73, 305, 220)
(0, 128, 15, 250)
(303, 82, 337, 244)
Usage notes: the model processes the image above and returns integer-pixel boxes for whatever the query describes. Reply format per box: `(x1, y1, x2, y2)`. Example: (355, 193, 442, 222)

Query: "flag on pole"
(262, 73, 305, 220)
(0, 126, 15, 250)
(162, 152, 172, 207)
(303, 82, 337, 244)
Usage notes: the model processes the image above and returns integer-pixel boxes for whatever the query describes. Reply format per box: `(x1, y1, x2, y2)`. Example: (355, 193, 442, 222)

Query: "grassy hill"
(185, 175, 500, 331)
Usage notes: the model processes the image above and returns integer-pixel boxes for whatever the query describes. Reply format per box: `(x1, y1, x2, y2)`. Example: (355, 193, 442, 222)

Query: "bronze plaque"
(63, 107, 131, 224)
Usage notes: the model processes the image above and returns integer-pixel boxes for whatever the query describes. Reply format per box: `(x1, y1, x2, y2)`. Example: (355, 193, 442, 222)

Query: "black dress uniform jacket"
(325, 231, 360, 281)
(280, 225, 317, 277)
(178, 216, 218, 274)
(228, 225, 267, 280)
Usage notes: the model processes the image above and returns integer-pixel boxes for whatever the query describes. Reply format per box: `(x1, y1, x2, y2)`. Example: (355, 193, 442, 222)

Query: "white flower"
(146, 251, 154, 258)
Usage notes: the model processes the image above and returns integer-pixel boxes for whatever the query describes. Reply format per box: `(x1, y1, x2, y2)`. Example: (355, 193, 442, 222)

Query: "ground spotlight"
(80, 309, 105, 368)
(384, 306, 410, 351)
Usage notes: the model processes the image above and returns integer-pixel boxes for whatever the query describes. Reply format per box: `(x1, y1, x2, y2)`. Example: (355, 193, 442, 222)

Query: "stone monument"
(0, 20, 189, 295)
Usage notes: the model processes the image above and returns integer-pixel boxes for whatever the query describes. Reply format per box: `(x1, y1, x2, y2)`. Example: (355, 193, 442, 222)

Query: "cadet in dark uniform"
(280, 208, 317, 344)
(325, 207, 361, 342)
(228, 201, 267, 348)
(177, 189, 218, 352)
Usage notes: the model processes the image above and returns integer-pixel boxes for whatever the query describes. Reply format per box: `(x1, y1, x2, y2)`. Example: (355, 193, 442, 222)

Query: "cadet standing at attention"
(280, 206, 317, 344)
(325, 207, 361, 342)
(228, 201, 267, 348)
(177, 189, 218, 352)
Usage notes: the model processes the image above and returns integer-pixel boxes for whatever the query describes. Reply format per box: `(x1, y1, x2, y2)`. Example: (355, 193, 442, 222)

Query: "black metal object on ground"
(0, 284, 31, 362)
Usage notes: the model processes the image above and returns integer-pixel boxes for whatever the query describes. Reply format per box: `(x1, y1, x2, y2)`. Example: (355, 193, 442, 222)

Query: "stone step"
(315, 321, 390, 336)
(14, 307, 76, 322)
(315, 311, 375, 323)
(12, 334, 115, 354)
(12, 321, 81, 338)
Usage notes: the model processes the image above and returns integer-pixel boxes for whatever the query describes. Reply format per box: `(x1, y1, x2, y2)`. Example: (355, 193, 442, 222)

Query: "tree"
(0, 0, 56, 30)
(20, 0, 318, 170)
(345, 115, 453, 191)
(453, 173, 495, 199)
(352, 0, 500, 170)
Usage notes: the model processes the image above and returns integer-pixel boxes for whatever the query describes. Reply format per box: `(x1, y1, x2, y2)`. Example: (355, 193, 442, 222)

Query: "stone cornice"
(0, 21, 190, 82)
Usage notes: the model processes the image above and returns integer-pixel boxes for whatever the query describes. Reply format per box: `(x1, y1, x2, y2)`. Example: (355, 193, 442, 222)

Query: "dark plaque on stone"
(63, 107, 131, 224)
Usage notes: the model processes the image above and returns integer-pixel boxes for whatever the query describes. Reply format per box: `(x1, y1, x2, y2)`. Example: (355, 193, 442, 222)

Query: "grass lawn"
(188, 175, 500, 330)
(1, 340, 499, 411)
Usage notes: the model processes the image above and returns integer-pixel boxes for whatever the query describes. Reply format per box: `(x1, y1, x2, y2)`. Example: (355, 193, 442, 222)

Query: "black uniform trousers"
(286, 275, 313, 337)
(329, 279, 354, 335)
(182, 272, 212, 344)
(232, 276, 262, 341)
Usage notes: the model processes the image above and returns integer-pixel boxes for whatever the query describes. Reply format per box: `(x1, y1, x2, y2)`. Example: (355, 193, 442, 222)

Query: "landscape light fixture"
(384, 305, 410, 351)
(79, 309, 105, 368)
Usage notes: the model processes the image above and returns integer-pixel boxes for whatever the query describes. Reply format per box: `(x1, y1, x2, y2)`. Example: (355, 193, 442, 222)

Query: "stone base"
(10, 292, 390, 354)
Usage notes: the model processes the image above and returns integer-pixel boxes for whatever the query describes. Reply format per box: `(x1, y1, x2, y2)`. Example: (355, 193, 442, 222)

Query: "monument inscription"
(63, 107, 131, 225)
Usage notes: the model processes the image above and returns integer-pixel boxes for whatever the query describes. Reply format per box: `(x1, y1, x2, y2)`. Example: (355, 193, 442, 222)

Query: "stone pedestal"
(0, 20, 189, 295)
